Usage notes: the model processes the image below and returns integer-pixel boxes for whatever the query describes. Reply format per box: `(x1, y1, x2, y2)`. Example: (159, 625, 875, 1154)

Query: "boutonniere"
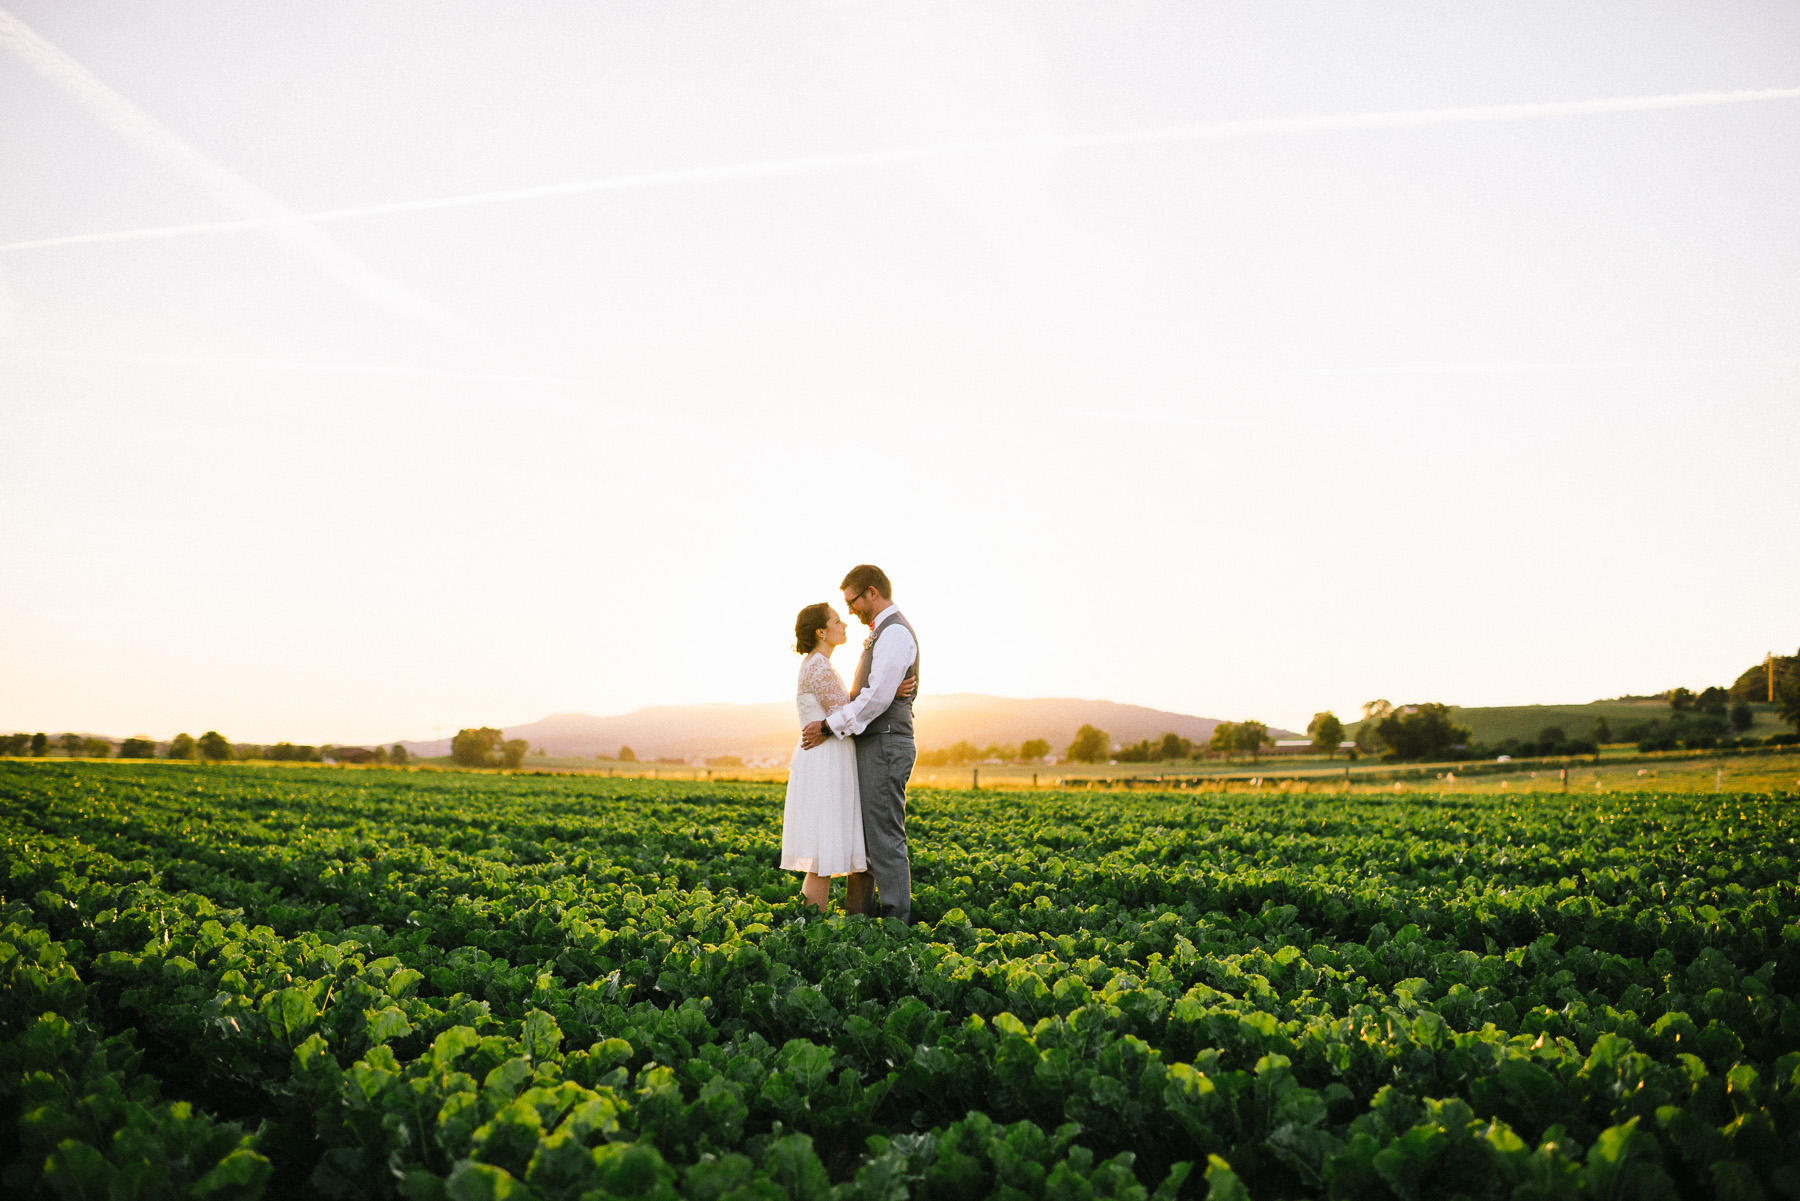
(862, 630, 877, 649)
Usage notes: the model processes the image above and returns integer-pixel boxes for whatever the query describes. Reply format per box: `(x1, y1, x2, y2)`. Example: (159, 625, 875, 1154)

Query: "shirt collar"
(869, 605, 901, 634)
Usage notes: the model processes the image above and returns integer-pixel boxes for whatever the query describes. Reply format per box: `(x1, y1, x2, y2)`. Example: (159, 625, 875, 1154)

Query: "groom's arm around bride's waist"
(800, 668, 914, 748)
(825, 622, 916, 739)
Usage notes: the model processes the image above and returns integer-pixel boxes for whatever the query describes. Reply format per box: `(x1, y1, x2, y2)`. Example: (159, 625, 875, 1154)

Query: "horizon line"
(14, 691, 1711, 747)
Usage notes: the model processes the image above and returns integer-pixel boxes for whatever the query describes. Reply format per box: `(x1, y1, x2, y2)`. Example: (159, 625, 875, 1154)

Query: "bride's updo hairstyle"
(794, 603, 832, 654)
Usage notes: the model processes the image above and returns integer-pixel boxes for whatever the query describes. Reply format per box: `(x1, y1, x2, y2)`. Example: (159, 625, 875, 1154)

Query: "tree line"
(1537, 649, 1800, 756)
(1611, 660, 1800, 752)
(608, 748, 691, 766)
(0, 732, 112, 758)
(916, 715, 1354, 767)
(0, 731, 413, 764)
(1060, 715, 1351, 764)
(917, 738, 1052, 767)
(1348, 650, 1800, 762)
(920, 719, 1327, 766)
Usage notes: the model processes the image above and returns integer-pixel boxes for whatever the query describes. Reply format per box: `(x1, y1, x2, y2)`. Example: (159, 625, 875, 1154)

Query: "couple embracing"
(780, 564, 919, 922)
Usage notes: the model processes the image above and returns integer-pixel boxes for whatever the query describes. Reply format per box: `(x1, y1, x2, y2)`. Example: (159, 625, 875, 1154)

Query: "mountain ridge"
(397, 694, 1300, 763)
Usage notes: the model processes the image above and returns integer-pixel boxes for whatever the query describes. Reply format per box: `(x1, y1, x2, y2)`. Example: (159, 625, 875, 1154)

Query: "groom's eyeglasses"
(843, 588, 869, 606)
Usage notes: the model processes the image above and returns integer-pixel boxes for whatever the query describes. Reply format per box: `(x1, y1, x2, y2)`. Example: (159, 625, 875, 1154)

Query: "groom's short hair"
(840, 564, 891, 600)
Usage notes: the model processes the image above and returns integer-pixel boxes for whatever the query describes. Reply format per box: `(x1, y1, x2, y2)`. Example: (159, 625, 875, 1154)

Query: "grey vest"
(851, 610, 919, 737)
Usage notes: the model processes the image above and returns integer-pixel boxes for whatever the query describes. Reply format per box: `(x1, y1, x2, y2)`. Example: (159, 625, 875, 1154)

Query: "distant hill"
(1344, 699, 1788, 746)
(397, 696, 1298, 764)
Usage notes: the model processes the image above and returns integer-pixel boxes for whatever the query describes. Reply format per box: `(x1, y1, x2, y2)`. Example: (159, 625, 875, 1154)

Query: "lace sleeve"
(799, 653, 852, 714)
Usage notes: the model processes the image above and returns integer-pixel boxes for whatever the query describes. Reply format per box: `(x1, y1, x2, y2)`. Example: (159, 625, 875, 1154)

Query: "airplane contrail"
(0, 7, 461, 327)
(2, 84, 1796, 255)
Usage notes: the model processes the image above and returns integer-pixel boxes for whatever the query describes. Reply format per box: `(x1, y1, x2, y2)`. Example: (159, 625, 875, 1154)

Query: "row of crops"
(1, 760, 1796, 1199)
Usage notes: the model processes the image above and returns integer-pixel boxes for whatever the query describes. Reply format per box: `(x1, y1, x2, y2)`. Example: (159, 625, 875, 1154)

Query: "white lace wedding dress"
(781, 651, 867, 876)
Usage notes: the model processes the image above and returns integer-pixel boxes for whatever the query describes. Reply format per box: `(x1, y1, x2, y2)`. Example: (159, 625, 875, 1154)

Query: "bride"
(782, 601, 912, 912)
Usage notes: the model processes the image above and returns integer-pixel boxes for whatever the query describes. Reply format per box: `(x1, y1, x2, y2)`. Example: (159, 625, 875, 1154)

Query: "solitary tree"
(390, 744, 410, 764)
(1066, 725, 1109, 763)
(1729, 702, 1753, 734)
(1234, 720, 1271, 761)
(117, 736, 156, 759)
(1356, 701, 1393, 753)
(1159, 733, 1192, 761)
(29, 732, 49, 757)
(166, 733, 197, 760)
(618, 746, 637, 763)
(1373, 703, 1471, 761)
(501, 739, 529, 769)
(1307, 712, 1344, 759)
(198, 731, 232, 762)
(451, 727, 504, 768)
(1021, 738, 1051, 761)
(1209, 722, 1237, 760)
(1780, 674, 1800, 734)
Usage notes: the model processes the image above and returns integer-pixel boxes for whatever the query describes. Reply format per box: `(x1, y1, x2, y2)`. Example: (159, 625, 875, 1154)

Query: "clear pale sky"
(2, 2, 1796, 745)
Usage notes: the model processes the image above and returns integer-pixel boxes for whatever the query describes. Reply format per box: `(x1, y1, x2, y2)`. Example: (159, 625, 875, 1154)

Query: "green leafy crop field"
(1, 761, 1796, 1200)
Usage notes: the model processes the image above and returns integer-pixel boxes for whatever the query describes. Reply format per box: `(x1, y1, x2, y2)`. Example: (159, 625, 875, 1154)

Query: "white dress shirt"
(824, 606, 916, 737)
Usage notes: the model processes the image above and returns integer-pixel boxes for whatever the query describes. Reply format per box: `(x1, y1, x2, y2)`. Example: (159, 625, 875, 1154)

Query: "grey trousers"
(854, 732, 914, 923)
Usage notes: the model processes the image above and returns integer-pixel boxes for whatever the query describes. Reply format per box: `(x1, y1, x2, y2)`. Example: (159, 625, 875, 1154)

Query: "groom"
(800, 564, 918, 922)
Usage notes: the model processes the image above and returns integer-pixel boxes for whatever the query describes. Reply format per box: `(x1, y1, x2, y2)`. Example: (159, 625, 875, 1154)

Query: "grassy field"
(945, 749, 1800, 796)
(374, 744, 1800, 798)
(1432, 751, 1800, 796)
